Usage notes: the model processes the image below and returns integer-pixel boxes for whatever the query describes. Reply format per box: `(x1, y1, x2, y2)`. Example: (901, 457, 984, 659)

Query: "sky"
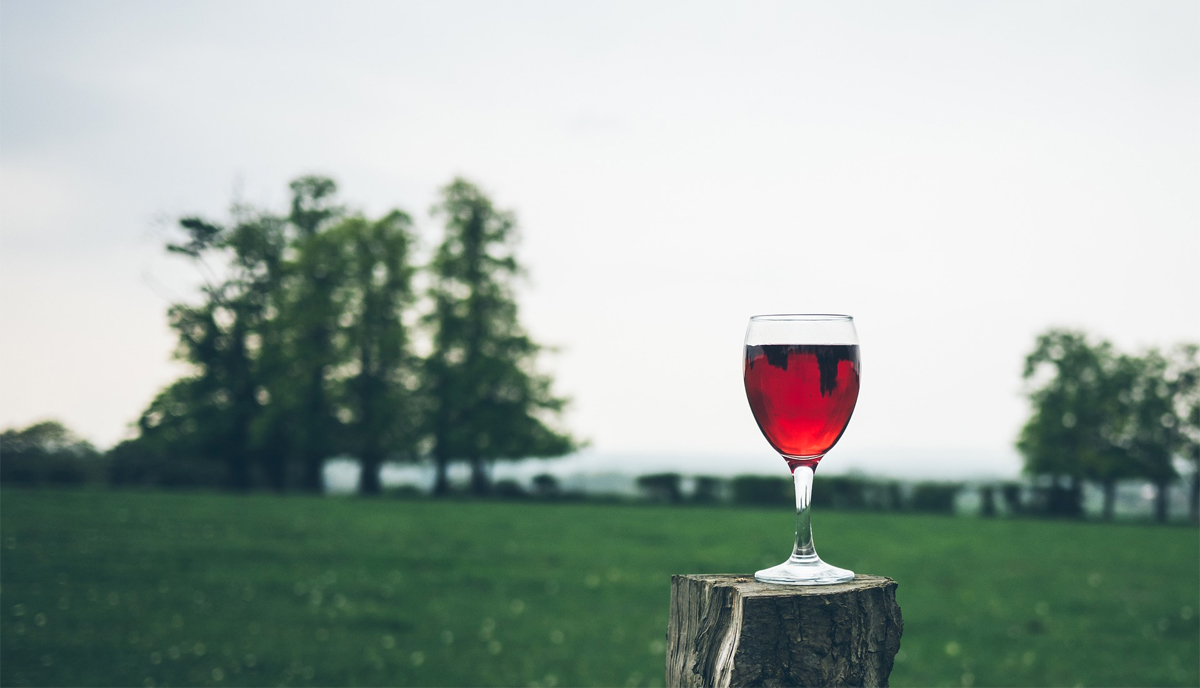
(2, 1, 1197, 479)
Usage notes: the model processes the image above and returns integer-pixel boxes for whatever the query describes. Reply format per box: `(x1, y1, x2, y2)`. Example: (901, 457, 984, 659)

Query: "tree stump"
(667, 574, 903, 688)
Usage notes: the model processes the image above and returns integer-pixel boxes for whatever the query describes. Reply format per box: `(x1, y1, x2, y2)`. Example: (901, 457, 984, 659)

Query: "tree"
(1120, 349, 1185, 523)
(1169, 344, 1200, 522)
(152, 195, 295, 491)
(222, 210, 291, 490)
(281, 177, 348, 492)
(334, 211, 421, 494)
(1019, 330, 1122, 517)
(425, 179, 578, 496)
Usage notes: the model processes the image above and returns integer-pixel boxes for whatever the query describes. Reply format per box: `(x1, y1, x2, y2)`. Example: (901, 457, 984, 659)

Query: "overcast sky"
(2, 1, 1197, 478)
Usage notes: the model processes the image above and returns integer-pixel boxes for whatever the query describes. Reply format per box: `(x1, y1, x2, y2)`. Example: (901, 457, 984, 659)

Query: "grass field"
(1, 489, 1196, 687)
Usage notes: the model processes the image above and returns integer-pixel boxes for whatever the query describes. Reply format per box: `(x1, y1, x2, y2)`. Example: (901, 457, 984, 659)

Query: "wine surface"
(743, 344, 860, 467)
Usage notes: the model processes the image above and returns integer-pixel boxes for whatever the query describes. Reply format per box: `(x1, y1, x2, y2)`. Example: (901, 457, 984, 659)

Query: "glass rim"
(748, 313, 853, 322)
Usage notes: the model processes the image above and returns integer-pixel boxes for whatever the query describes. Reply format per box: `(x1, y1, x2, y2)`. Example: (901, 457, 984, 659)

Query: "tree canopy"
(425, 179, 578, 496)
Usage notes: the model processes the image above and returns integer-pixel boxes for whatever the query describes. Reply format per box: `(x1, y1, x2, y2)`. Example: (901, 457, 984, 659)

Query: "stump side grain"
(667, 575, 903, 688)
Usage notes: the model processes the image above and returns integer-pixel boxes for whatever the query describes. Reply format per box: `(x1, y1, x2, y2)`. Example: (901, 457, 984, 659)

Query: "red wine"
(744, 344, 860, 469)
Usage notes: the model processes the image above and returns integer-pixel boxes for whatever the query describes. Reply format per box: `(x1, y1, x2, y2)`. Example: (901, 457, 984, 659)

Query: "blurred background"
(1, 1, 1197, 686)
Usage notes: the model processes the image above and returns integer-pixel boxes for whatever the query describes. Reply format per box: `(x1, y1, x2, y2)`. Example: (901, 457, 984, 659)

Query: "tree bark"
(358, 453, 382, 495)
(1101, 480, 1116, 521)
(1189, 468, 1198, 524)
(667, 574, 902, 688)
(261, 424, 290, 492)
(1066, 475, 1083, 518)
(1154, 479, 1170, 523)
(979, 486, 996, 517)
(264, 448, 287, 492)
(432, 454, 450, 496)
(470, 457, 490, 496)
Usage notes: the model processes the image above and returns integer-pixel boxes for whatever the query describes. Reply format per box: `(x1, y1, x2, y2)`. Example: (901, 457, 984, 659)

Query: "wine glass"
(744, 314, 860, 585)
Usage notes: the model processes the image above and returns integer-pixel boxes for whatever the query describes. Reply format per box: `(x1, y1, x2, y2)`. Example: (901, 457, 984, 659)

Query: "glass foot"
(755, 555, 854, 586)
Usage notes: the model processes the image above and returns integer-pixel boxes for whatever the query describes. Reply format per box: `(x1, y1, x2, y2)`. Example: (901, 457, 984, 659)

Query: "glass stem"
(791, 464, 818, 561)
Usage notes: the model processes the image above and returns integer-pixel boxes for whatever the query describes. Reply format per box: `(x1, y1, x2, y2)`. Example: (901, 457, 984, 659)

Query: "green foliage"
(730, 475, 791, 506)
(0, 421, 105, 486)
(492, 479, 528, 499)
(690, 476, 722, 504)
(425, 178, 578, 496)
(1018, 330, 1128, 486)
(808, 477, 907, 512)
(811, 475, 868, 510)
(635, 473, 682, 503)
(109, 437, 225, 489)
(725, 474, 954, 513)
(531, 473, 560, 498)
(1, 490, 1196, 687)
(909, 482, 962, 514)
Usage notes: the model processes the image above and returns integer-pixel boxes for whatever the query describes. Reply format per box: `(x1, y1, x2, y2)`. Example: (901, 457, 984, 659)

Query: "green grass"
(1, 489, 1196, 687)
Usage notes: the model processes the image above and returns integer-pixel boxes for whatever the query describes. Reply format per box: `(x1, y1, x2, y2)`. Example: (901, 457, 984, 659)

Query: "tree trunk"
(432, 454, 450, 496)
(298, 370, 327, 493)
(470, 457, 490, 496)
(1046, 476, 1083, 518)
(358, 453, 382, 495)
(228, 453, 251, 491)
(261, 422, 289, 492)
(1066, 475, 1083, 518)
(1001, 483, 1023, 515)
(979, 486, 996, 517)
(356, 350, 381, 497)
(1101, 480, 1116, 521)
(226, 396, 253, 491)
(264, 448, 288, 492)
(668, 574, 902, 688)
(1154, 479, 1170, 523)
(1189, 468, 1198, 524)
(301, 458, 324, 493)
(225, 317, 255, 491)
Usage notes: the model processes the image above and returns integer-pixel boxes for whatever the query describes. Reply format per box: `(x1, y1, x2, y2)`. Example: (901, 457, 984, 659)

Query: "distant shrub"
(108, 438, 224, 489)
(1029, 482, 1084, 518)
(637, 473, 683, 503)
(691, 476, 724, 504)
(731, 475, 791, 506)
(493, 479, 527, 500)
(0, 421, 107, 487)
(812, 476, 869, 510)
(1000, 482, 1024, 514)
(979, 486, 997, 517)
(386, 484, 425, 499)
(911, 482, 962, 514)
(875, 481, 906, 511)
(531, 473, 560, 498)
